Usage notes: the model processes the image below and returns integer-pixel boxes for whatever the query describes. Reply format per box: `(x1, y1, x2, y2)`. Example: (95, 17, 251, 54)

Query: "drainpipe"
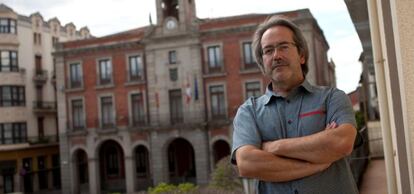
(366, 0, 397, 193)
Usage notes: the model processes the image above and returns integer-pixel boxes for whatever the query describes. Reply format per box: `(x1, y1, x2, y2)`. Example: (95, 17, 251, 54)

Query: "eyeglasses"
(262, 41, 297, 57)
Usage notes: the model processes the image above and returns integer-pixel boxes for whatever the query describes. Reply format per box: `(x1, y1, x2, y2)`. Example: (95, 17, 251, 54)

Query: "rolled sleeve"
(231, 100, 262, 165)
(326, 89, 357, 128)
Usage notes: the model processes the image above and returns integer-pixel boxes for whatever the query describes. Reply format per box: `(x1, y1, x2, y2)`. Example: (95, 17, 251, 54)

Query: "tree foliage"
(208, 156, 242, 191)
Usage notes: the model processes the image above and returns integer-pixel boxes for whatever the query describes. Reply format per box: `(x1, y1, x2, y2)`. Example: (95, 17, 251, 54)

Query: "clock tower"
(154, 0, 198, 34)
(145, 0, 207, 186)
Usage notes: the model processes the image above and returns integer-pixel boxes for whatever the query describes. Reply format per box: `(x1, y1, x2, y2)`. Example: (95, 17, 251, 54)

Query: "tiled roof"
(0, 3, 14, 13)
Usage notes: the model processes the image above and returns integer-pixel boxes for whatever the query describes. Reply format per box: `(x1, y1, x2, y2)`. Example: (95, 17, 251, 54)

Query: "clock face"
(166, 19, 177, 30)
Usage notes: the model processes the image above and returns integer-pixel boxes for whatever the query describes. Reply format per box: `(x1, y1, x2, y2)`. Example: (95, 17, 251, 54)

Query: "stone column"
(71, 159, 79, 194)
(59, 134, 72, 194)
(13, 173, 20, 193)
(150, 131, 168, 185)
(125, 156, 135, 194)
(193, 129, 210, 185)
(88, 158, 100, 194)
(55, 55, 72, 194)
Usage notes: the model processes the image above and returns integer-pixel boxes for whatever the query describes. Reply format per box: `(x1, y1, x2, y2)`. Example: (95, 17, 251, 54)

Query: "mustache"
(271, 59, 289, 69)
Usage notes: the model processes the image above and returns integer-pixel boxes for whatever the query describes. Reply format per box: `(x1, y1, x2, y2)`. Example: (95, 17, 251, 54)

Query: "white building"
(0, 4, 89, 194)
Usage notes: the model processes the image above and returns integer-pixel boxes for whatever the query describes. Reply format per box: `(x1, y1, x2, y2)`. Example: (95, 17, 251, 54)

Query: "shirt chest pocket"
(298, 108, 327, 136)
(257, 109, 285, 141)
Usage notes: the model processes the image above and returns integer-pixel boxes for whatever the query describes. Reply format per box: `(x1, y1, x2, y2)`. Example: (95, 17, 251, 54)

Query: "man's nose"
(272, 49, 282, 60)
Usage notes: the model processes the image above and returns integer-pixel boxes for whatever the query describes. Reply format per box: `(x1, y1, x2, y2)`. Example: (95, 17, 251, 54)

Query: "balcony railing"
(33, 69, 48, 85)
(240, 61, 260, 73)
(66, 111, 232, 132)
(204, 60, 225, 75)
(28, 135, 59, 145)
(33, 101, 57, 114)
(66, 120, 87, 134)
(0, 135, 58, 145)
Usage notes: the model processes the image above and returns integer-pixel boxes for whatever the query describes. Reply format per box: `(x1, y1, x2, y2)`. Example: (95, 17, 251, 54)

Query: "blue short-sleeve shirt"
(231, 80, 358, 194)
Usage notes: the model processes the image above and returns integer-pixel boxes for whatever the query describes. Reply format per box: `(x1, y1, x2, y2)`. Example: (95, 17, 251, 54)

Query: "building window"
(0, 51, 18, 72)
(0, 122, 27, 144)
(0, 18, 16, 34)
(37, 117, 44, 138)
(98, 59, 112, 85)
(33, 32, 41, 45)
(168, 50, 177, 64)
(75, 151, 88, 184)
(135, 146, 149, 178)
(69, 63, 82, 88)
(131, 93, 146, 126)
(210, 85, 226, 119)
(207, 45, 222, 72)
(105, 146, 120, 176)
(169, 89, 183, 124)
(242, 42, 255, 68)
(128, 55, 144, 81)
(71, 99, 84, 130)
(100, 96, 114, 129)
(0, 86, 25, 107)
(169, 68, 178, 81)
(52, 37, 59, 46)
(53, 25, 58, 33)
(35, 55, 42, 72)
(245, 81, 261, 99)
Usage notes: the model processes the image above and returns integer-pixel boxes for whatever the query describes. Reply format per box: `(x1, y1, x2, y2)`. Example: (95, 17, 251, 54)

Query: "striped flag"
(185, 77, 192, 104)
(194, 76, 199, 100)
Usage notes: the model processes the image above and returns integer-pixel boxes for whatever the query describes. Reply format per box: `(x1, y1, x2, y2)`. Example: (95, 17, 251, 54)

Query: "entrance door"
(168, 138, 196, 184)
(3, 172, 14, 193)
(23, 158, 33, 192)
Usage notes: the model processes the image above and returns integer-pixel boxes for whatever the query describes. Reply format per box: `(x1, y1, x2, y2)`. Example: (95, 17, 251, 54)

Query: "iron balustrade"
(33, 101, 57, 110)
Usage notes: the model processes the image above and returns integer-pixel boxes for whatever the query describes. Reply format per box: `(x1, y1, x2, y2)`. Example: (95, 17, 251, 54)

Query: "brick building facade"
(54, 0, 334, 193)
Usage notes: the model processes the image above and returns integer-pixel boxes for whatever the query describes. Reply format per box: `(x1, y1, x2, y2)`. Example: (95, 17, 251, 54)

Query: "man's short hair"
(252, 16, 309, 76)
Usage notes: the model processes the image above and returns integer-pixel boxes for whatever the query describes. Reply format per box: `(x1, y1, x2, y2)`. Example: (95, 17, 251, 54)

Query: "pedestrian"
(231, 16, 359, 194)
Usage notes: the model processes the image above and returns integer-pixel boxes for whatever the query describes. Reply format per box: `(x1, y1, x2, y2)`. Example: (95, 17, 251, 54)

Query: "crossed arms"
(235, 122, 357, 182)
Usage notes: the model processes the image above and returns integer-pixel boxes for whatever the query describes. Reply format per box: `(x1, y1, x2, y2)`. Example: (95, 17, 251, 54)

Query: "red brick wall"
(65, 45, 146, 129)
(201, 30, 265, 119)
(200, 11, 306, 119)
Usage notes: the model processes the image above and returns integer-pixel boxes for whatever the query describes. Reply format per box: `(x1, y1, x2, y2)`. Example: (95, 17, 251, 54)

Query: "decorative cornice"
(54, 40, 143, 56)
(200, 24, 257, 37)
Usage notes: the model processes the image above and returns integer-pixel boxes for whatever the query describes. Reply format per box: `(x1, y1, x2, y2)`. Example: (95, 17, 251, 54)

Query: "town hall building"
(54, 0, 335, 193)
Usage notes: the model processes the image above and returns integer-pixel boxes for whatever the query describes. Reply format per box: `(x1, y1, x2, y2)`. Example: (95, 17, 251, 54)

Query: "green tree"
(208, 156, 242, 191)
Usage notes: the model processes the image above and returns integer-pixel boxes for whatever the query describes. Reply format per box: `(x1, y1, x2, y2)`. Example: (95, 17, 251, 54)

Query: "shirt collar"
(264, 79, 314, 105)
(301, 79, 314, 93)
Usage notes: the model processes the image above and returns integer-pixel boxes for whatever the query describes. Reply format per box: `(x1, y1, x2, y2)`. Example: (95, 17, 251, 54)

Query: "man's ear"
(300, 54, 305, 64)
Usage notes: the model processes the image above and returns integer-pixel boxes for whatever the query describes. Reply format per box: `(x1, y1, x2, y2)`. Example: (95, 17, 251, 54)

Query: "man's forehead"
(261, 26, 294, 46)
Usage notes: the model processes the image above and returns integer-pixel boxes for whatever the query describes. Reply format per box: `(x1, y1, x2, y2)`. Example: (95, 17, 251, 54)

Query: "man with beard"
(231, 16, 359, 194)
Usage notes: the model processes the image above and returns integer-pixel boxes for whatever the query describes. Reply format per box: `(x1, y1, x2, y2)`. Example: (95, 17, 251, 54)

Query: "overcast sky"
(1, 0, 362, 93)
